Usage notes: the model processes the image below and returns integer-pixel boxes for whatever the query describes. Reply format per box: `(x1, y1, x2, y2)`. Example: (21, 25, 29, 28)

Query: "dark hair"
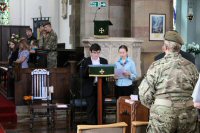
(26, 27, 32, 32)
(43, 21, 51, 26)
(118, 45, 128, 52)
(90, 43, 101, 52)
(10, 42, 19, 53)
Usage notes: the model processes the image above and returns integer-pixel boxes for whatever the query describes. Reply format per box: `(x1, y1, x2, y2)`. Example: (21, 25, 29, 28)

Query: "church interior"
(0, 0, 200, 133)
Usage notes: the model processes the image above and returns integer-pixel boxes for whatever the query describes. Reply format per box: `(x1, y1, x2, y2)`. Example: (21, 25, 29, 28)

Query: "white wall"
(9, 0, 71, 49)
(59, 0, 72, 49)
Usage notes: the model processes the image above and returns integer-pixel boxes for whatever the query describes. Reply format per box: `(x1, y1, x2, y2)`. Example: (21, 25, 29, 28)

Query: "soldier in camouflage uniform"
(43, 22, 57, 68)
(139, 30, 199, 133)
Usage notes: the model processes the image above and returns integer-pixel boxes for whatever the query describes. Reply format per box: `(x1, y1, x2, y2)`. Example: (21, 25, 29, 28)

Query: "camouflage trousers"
(47, 52, 57, 68)
(147, 105, 199, 133)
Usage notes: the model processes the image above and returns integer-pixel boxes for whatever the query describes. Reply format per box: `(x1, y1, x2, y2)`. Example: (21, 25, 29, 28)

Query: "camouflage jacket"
(139, 52, 199, 108)
(44, 30, 57, 51)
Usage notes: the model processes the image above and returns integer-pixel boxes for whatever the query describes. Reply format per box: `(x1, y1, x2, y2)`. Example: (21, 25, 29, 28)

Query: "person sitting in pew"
(8, 34, 20, 67)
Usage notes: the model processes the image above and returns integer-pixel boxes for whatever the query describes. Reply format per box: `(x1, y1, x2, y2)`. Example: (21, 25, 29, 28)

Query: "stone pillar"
(109, 0, 131, 37)
(69, 0, 80, 48)
(82, 37, 143, 77)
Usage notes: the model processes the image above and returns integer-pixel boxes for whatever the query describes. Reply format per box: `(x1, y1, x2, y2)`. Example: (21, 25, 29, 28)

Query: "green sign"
(100, 2, 106, 7)
(89, 1, 106, 7)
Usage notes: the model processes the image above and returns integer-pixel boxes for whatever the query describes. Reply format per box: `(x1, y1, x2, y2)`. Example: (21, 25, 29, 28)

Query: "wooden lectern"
(89, 64, 114, 124)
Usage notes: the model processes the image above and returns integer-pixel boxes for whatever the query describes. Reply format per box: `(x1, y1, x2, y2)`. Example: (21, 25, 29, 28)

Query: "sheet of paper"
(56, 104, 68, 108)
(115, 68, 126, 78)
(0, 66, 8, 71)
(125, 99, 134, 104)
(130, 95, 139, 101)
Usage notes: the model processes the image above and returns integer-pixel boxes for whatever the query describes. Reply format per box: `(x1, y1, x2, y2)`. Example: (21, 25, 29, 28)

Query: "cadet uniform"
(139, 31, 199, 133)
(44, 30, 57, 68)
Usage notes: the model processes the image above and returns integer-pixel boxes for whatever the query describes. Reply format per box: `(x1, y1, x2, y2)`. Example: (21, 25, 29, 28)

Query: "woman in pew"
(8, 34, 20, 67)
(15, 38, 30, 68)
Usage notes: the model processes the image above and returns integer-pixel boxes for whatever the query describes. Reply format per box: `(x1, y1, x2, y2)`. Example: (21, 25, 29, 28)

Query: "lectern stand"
(89, 64, 114, 124)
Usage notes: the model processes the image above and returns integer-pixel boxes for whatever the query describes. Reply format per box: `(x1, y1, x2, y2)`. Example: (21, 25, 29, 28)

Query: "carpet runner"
(0, 95, 17, 126)
(0, 123, 5, 133)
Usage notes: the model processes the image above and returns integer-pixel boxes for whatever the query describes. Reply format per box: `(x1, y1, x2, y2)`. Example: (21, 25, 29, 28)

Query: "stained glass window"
(0, 0, 10, 25)
(173, 0, 176, 30)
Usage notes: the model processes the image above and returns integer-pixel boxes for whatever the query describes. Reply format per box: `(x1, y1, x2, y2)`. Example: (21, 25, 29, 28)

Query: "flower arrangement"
(185, 42, 200, 55)
(8, 33, 20, 44)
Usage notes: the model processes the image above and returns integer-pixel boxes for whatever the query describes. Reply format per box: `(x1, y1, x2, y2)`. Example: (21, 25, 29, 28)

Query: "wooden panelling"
(15, 68, 71, 105)
(1, 26, 10, 61)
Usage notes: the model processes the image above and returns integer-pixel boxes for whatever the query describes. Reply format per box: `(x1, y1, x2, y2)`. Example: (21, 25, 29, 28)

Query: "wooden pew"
(131, 121, 148, 133)
(117, 96, 149, 133)
(0, 62, 16, 99)
(15, 67, 71, 105)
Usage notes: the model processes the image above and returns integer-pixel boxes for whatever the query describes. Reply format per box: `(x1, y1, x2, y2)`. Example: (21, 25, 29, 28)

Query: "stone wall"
(80, 0, 173, 75)
(82, 37, 143, 77)
(109, 0, 131, 37)
(131, 0, 173, 74)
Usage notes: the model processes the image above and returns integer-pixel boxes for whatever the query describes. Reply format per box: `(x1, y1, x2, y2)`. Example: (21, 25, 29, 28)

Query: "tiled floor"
(4, 105, 116, 133)
(4, 106, 74, 133)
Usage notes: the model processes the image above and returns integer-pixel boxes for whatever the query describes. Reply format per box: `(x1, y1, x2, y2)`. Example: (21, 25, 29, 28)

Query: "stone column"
(69, 0, 80, 48)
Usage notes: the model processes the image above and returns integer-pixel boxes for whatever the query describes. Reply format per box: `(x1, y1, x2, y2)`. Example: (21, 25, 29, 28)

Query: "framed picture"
(149, 14, 166, 41)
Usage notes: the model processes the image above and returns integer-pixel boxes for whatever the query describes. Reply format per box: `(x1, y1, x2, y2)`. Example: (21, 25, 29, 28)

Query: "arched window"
(173, 0, 177, 30)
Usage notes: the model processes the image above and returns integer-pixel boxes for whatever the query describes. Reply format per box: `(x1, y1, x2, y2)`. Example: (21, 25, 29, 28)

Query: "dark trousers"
(85, 90, 97, 125)
(115, 85, 133, 99)
(85, 85, 105, 125)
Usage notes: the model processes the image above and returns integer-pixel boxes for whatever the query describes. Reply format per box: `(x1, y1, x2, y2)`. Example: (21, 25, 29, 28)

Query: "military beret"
(164, 30, 184, 45)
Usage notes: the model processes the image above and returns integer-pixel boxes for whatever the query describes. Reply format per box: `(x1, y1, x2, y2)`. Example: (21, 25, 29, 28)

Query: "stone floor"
(6, 120, 71, 133)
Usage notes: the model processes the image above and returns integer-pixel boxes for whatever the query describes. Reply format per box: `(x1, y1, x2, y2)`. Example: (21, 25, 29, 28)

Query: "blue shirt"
(115, 57, 137, 86)
(18, 50, 29, 68)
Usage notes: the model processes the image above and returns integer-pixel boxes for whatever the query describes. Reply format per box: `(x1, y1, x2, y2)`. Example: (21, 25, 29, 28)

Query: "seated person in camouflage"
(139, 30, 199, 133)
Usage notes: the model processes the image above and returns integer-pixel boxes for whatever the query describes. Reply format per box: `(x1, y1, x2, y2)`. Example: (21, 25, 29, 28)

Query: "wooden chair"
(132, 121, 148, 133)
(77, 122, 127, 133)
(29, 69, 54, 129)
